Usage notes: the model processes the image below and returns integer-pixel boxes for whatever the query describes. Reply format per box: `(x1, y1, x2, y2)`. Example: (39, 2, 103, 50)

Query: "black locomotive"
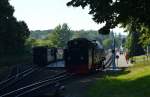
(64, 38, 106, 74)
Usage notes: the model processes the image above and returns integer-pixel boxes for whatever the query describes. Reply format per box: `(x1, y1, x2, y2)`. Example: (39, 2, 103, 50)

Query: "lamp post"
(112, 31, 117, 69)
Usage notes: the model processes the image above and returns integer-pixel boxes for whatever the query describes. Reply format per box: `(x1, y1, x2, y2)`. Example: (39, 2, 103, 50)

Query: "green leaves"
(98, 26, 110, 35)
(67, 0, 150, 36)
(102, 38, 112, 49)
(46, 23, 72, 48)
(125, 32, 145, 57)
(0, 0, 30, 55)
(139, 26, 150, 48)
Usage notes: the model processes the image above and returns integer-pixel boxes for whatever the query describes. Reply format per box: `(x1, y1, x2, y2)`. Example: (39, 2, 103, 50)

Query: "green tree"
(72, 30, 98, 40)
(47, 23, 72, 48)
(26, 38, 37, 47)
(67, 0, 150, 35)
(0, 0, 30, 55)
(67, 0, 150, 49)
(59, 23, 72, 47)
(47, 25, 61, 47)
(125, 34, 132, 52)
(102, 38, 112, 49)
(139, 26, 150, 48)
(125, 32, 145, 57)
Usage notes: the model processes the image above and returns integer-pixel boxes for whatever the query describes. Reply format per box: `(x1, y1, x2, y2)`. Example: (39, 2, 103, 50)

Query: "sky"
(10, 0, 127, 35)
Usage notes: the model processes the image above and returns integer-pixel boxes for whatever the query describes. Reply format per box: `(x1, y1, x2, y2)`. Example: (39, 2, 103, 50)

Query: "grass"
(87, 57, 150, 97)
(131, 55, 150, 63)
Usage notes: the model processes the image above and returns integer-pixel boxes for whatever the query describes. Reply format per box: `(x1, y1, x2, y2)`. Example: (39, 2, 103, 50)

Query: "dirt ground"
(64, 72, 104, 97)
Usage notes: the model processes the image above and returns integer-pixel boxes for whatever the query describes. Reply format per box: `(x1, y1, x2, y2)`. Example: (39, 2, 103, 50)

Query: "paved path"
(116, 54, 133, 68)
(47, 61, 64, 68)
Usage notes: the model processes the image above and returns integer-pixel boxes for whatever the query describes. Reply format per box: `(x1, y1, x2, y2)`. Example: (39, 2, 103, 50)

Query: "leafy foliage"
(0, 0, 30, 55)
(102, 33, 126, 49)
(102, 38, 112, 49)
(29, 25, 99, 48)
(139, 26, 150, 48)
(30, 30, 53, 39)
(29, 23, 72, 48)
(72, 30, 98, 40)
(47, 25, 62, 47)
(48, 24, 72, 48)
(29, 26, 126, 50)
(67, 0, 150, 35)
(125, 32, 145, 57)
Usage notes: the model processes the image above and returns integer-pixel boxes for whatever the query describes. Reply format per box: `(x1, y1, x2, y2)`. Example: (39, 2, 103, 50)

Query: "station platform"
(47, 61, 65, 68)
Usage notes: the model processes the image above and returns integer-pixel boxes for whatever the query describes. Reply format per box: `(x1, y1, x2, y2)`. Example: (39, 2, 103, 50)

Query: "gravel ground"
(0, 64, 33, 81)
(0, 66, 13, 81)
(0, 67, 65, 96)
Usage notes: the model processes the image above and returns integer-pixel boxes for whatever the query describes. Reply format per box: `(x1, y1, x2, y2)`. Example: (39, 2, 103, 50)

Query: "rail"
(0, 71, 71, 97)
(0, 67, 36, 92)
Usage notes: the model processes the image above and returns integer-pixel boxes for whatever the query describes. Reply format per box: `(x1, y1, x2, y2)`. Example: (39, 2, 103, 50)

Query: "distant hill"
(30, 29, 53, 39)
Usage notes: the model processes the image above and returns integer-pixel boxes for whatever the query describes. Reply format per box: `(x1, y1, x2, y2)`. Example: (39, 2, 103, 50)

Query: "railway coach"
(32, 46, 57, 66)
(64, 38, 106, 74)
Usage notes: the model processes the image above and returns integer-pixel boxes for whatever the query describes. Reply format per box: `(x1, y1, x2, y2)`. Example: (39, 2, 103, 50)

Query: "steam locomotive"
(64, 38, 106, 74)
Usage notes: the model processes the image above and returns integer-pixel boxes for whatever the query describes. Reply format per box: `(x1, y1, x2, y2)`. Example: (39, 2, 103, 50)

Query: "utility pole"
(112, 31, 117, 69)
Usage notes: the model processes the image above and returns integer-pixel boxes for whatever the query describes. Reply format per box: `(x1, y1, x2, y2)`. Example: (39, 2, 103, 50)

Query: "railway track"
(0, 71, 72, 97)
(0, 60, 66, 95)
(0, 52, 112, 97)
(0, 66, 36, 94)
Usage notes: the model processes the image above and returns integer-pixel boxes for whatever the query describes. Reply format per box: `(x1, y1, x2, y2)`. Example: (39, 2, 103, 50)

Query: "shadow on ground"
(105, 67, 131, 76)
(88, 70, 150, 97)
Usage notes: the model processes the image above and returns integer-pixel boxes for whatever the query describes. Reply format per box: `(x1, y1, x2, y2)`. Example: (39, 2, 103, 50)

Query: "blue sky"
(10, 0, 126, 34)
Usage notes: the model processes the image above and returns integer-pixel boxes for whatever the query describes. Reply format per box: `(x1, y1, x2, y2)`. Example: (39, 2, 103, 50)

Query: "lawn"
(87, 56, 150, 97)
(132, 55, 150, 63)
